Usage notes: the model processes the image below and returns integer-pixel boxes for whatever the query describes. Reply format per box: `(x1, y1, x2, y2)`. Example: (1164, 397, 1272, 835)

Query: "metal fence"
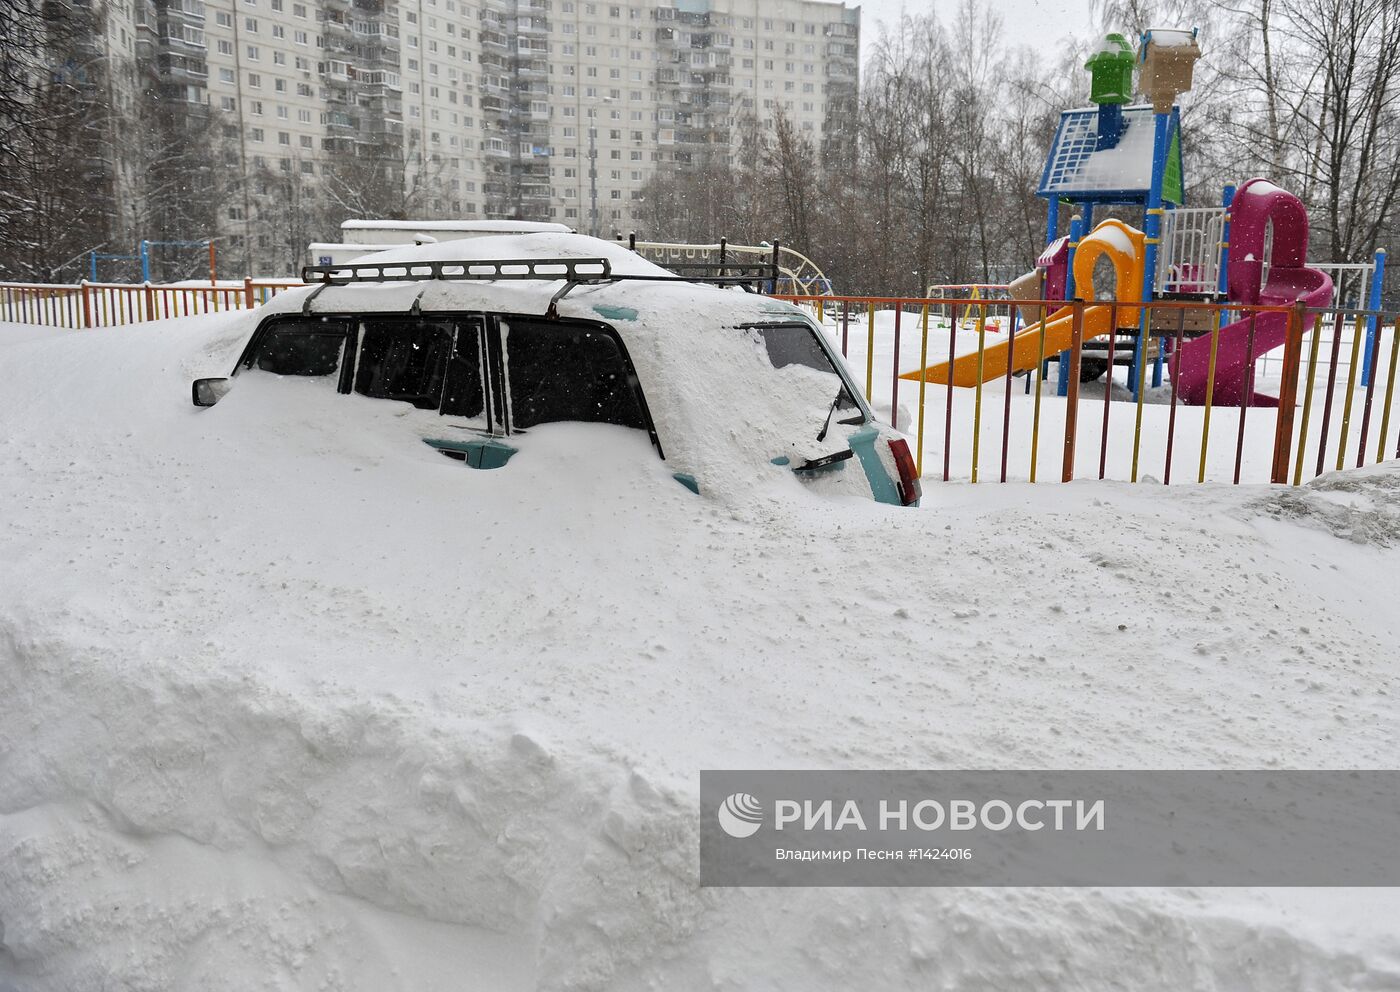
(782, 294, 1399, 487)
(0, 278, 303, 328)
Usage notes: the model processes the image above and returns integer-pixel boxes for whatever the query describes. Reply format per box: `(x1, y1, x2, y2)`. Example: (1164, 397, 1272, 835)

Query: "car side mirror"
(192, 377, 231, 408)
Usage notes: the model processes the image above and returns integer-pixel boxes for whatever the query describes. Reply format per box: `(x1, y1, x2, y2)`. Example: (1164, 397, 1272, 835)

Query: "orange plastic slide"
(901, 304, 1117, 386)
(902, 218, 1147, 387)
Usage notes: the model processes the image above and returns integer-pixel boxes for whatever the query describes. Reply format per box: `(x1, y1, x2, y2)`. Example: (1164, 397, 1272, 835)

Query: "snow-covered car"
(192, 233, 920, 506)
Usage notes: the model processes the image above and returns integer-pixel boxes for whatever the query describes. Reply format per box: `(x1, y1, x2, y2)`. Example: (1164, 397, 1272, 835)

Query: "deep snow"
(1, 312, 1399, 991)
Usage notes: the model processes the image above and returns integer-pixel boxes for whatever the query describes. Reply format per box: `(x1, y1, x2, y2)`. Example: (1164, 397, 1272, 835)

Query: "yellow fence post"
(916, 303, 929, 478)
(1335, 310, 1366, 471)
(970, 301, 987, 482)
(1292, 314, 1326, 486)
(1376, 318, 1400, 464)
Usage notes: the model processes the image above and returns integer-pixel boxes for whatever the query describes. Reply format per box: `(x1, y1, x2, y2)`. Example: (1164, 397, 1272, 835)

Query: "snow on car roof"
(340, 219, 573, 234)
(249, 233, 829, 500)
(264, 233, 804, 329)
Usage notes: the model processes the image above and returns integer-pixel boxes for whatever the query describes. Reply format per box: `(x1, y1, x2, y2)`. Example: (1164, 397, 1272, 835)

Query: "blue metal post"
(1045, 196, 1061, 246)
(89, 252, 97, 282)
(1361, 248, 1386, 387)
(1058, 213, 1085, 397)
(1215, 184, 1236, 340)
(140, 240, 151, 283)
(1217, 184, 1235, 296)
(1133, 109, 1172, 397)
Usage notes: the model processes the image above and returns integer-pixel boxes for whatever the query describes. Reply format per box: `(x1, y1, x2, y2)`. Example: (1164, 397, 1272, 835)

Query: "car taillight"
(888, 438, 921, 506)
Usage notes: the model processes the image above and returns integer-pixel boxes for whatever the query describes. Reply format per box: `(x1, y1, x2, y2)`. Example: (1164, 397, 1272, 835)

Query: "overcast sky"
(855, 0, 1098, 60)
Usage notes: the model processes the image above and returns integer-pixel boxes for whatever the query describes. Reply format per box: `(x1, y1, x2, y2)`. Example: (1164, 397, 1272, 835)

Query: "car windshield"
(741, 322, 860, 434)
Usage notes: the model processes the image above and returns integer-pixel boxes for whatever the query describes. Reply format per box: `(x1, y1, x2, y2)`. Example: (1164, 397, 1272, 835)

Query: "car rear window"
(501, 319, 644, 431)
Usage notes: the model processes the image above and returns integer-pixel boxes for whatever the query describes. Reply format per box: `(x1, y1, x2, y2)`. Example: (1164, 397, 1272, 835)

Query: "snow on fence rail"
(781, 294, 1400, 488)
(0, 278, 303, 328)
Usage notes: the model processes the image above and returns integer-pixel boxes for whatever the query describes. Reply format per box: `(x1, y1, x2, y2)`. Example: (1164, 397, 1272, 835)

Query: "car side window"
(500, 319, 645, 431)
(250, 320, 348, 377)
(440, 319, 486, 421)
(355, 319, 454, 410)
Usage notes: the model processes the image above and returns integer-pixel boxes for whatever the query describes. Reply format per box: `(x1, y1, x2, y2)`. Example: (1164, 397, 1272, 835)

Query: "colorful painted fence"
(783, 294, 1399, 488)
(0, 279, 303, 328)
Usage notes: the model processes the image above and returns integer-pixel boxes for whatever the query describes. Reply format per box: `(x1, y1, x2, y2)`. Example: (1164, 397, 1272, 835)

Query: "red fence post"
(243, 276, 254, 309)
(144, 282, 155, 323)
(1270, 301, 1307, 484)
(80, 281, 92, 328)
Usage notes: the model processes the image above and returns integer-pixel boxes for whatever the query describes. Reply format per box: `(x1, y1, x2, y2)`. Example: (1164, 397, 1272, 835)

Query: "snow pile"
(1247, 464, 1400, 546)
(2, 313, 1400, 990)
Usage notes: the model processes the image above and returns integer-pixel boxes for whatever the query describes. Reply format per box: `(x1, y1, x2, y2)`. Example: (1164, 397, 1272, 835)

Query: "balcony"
(156, 52, 207, 78)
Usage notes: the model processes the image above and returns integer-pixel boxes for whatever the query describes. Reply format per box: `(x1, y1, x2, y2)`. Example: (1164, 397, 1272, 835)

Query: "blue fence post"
(89, 251, 98, 283)
(139, 240, 151, 283)
(1058, 213, 1085, 397)
(1361, 248, 1386, 388)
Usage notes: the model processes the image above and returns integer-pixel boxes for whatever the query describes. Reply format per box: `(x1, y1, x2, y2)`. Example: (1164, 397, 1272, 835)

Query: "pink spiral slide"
(1174, 179, 1334, 407)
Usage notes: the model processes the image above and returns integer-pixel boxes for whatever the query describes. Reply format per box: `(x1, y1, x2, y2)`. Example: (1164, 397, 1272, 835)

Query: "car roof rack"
(301, 254, 781, 293)
(300, 256, 614, 285)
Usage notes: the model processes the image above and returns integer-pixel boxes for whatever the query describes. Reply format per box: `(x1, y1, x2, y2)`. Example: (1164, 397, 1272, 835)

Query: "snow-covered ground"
(2, 312, 1399, 991)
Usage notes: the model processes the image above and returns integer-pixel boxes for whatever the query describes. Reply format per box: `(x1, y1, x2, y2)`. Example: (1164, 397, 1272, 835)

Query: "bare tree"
(0, 1, 118, 281)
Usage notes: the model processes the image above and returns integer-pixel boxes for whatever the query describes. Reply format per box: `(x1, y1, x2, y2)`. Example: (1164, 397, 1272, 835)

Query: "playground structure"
(901, 27, 1388, 404)
(89, 239, 218, 284)
(619, 236, 833, 296)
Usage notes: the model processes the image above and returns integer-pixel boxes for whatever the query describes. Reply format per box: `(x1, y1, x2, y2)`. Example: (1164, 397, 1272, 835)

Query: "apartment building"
(114, 0, 859, 272)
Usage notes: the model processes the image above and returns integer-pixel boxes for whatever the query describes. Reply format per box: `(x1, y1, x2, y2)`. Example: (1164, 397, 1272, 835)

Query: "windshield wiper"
(816, 391, 842, 441)
(817, 388, 863, 441)
(796, 449, 855, 471)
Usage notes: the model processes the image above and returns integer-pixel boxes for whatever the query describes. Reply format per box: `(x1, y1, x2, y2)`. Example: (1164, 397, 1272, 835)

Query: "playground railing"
(776, 293, 1400, 488)
(0, 278, 304, 328)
